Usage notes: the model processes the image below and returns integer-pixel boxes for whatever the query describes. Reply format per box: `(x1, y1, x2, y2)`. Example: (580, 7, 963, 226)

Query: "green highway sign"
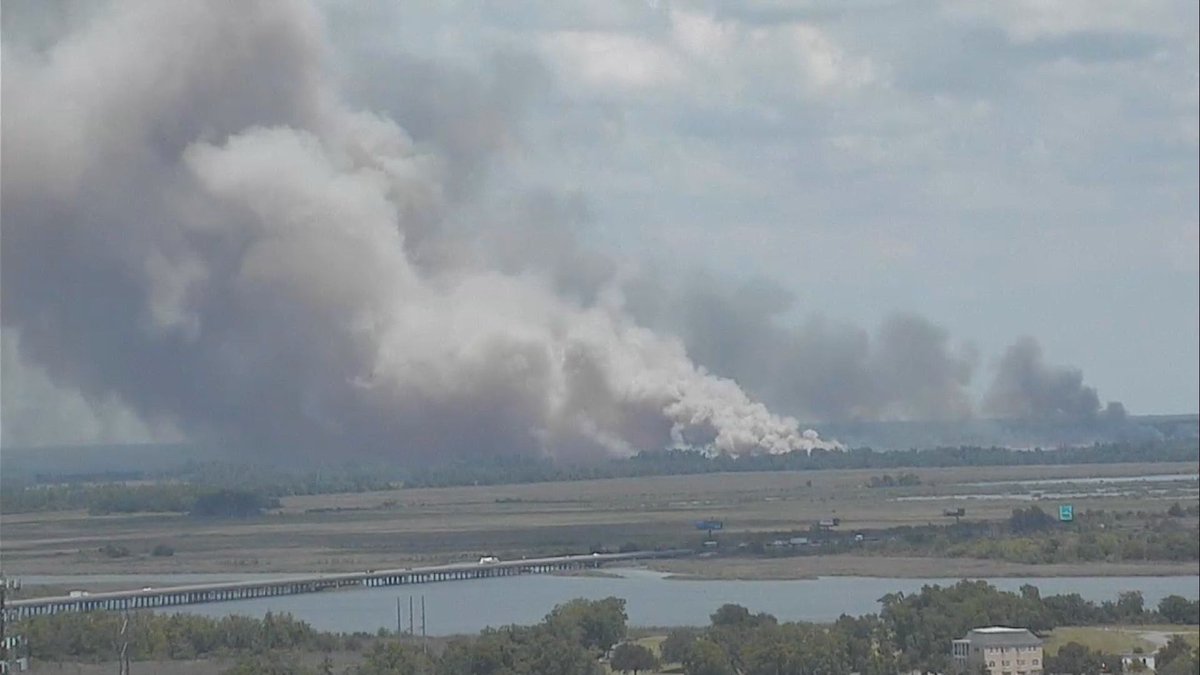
(1059, 504, 1074, 522)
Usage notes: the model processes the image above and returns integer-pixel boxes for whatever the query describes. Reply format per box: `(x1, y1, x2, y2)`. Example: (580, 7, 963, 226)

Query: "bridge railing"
(5, 549, 691, 621)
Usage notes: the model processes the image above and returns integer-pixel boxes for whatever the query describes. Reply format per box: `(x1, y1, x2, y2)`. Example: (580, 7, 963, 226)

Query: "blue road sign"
(1059, 504, 1074, 522)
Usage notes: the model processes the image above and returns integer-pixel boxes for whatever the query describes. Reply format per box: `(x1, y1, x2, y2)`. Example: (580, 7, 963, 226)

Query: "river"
(22, 570, 1199, 635)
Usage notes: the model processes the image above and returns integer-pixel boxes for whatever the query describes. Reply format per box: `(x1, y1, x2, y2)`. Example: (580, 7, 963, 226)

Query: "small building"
(1121, 653, 1155, 672)
(952, 626, 1043, 675)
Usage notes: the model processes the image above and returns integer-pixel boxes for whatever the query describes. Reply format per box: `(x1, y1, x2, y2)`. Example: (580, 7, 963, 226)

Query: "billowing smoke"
(0, 0, 833, 460)
(0, 332, 180, 447)
(984, 337, 1125, 422)
(622, 273, 978, 422)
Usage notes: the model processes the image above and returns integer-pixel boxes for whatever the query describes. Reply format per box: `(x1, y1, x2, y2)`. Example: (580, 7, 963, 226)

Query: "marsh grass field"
(1, 462, 1196, 579)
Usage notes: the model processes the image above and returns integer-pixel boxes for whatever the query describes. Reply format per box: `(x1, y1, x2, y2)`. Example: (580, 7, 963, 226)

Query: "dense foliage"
(0, 482, 280, 516)
(659, 584, 1200, 675)
(16, 611, 360, 662)
(15, 585, 1198, 674)
(400, 440, 1200, 487)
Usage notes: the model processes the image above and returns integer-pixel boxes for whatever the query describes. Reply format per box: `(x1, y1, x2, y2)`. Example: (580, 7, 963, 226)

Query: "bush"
(151, 544, 175, 557)
(190, 489, 274, 518)
(610, 642, 658, 674)
(660, 627, 701, 663)
(101, 544, 131, 558)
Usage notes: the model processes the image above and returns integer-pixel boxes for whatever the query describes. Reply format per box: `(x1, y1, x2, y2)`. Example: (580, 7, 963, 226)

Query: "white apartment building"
(952, 626, 1044, 675)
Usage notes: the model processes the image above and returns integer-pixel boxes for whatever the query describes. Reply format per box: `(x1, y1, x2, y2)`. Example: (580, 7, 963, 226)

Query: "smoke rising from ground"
(621, 273, 979, 422)
(985, 337, 1126, 422)
(0, 0, 830, 459)
(0, 1, 1124, 456)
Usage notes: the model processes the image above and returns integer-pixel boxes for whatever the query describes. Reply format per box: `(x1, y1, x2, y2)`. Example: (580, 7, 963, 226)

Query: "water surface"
(26, 571, 1197, 635)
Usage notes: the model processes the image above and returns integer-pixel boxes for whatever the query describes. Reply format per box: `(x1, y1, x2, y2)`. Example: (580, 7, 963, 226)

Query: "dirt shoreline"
(645, 555, 1200, 581)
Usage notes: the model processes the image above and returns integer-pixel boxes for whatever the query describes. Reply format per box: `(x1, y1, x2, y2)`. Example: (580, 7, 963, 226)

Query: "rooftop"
(959, 627, 1042, 648)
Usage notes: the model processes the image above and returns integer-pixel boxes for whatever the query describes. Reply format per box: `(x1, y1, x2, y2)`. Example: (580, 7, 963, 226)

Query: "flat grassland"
(1044, 625, 1200, 653)
(2, 462, 1196, 579)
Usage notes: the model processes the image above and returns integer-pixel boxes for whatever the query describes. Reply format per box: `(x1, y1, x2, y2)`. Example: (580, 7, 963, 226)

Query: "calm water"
(25, 570, 1199, 635)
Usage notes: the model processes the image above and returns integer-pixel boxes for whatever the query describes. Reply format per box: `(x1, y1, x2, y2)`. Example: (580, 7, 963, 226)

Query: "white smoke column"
(1, 0, 836, 460)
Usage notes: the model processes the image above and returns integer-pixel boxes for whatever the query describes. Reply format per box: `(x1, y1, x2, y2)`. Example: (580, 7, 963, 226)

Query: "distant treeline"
(0, 484, 279, 517)
(2, 439, 1194, 514)
(400, 439, 1200, 488)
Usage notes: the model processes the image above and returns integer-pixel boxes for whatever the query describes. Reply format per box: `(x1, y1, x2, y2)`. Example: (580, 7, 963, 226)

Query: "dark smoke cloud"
(0, 332, 180, 447)
(621, 272, 977, 422)
(984, 336, 1125, 422)
(0, 0, 829, 459)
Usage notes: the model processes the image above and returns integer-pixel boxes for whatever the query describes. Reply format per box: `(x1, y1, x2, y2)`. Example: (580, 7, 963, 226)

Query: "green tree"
(682, 639, 735, 675)
(710, 604, 753, 627)
(1045, 642, 1104, 675)
(660, 628, 701, 664)
(191, 489, 275, 518)
(1117, 591, 1145, 621)
(1157, 652, 1199, 675)
(436, 625, 600, 675)
(610, 642, 659, 674)
(1157, 636, 1197, 672)
(357, 641, 433, 675)
(545, 597, 627, 652)
(1158, 595, 1200, 625)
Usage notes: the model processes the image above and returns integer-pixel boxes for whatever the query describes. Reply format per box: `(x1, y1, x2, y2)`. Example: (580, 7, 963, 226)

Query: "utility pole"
(117, 613, 131, 675)
(408, 596, 414, 637)
(420, 595, 427, 655)
(2, 576, 29, 673)
(395, 597, 402, 635)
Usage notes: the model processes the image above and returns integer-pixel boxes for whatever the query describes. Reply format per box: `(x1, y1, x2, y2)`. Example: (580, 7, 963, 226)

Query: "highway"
(5, 549, 691, 621)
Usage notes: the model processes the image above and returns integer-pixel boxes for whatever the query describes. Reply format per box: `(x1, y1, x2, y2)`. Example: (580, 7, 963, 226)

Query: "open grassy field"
(1045, 625, 1200, 654)
(1, 462, 1195, 578)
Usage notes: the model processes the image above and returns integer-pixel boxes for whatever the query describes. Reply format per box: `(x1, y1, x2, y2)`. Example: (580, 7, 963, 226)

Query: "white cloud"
(945, 0, 1188, 41)
(541, 31, 685, 91)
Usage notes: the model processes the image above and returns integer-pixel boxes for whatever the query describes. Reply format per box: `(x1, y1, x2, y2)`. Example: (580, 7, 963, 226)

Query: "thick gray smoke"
(0, 1, 1126, 456)
(0, 0, 833, 460)
(984, 337, 1126, 422)
(621, 273, 978, 422)
(0, 332, 180, 447)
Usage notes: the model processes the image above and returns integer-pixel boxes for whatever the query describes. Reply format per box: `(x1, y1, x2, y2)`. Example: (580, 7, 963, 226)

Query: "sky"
(0, 0, 1196, 455)
(318, 0, 1199, 413)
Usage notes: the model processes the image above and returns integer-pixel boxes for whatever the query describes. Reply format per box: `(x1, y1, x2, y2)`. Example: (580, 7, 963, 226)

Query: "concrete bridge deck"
(5, 550, 690, 621)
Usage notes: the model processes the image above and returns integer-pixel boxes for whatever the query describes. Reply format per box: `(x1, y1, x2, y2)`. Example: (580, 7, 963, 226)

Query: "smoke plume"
(984, 336, 1125, 422)
(0, 1, 1126, 457)
(622, 273, 978, 422)
(0, 0, 832, 460)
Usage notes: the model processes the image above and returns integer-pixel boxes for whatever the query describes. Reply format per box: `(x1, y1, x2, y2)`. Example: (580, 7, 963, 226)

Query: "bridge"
(4, 550, 690, 621)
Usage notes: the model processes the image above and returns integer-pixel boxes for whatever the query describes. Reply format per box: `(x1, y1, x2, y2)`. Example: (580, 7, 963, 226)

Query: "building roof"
(960, 627, 1042, 647)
